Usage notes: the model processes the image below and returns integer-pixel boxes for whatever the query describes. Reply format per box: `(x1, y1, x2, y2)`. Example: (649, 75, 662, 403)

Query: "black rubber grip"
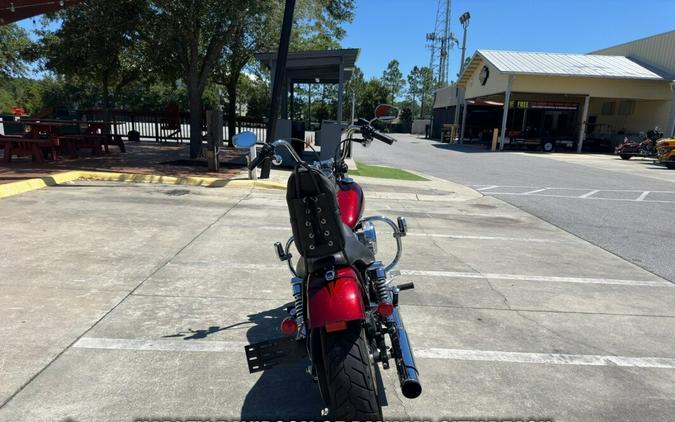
(397, 282, 415, 291)
(372, 131, 396, 145)
(247, 144, 273, 170)
(247, 153, 266, 171)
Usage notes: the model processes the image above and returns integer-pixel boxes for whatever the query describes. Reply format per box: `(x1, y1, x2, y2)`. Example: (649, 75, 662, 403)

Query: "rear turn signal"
(377, 302, 394, 317)
(324, 320, 348, 333)
(280, 317, 298, 336)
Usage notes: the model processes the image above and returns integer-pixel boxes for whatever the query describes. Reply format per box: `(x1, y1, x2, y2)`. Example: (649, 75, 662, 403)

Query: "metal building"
(434, 30, 675, 151)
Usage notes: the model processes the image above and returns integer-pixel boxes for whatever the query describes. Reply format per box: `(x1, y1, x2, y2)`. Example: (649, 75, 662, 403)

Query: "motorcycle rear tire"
(322, 322, 382, 421)
(620, 154, 632, 160)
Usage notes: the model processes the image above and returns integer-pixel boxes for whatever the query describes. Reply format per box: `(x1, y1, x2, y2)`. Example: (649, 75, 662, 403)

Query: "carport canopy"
(255, 49, 360, 123)
(0, 0, 82, 25)
(456, 50, 675, 151)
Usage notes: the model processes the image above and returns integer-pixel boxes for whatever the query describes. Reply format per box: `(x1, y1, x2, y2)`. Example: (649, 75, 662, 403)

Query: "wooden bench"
(0, 137, 58, 163)
(103, 134, 126, 153)
(58, 135, 102, 158)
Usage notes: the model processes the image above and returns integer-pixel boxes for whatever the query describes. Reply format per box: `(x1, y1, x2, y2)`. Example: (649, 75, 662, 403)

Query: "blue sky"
(17, 0, 675, 82)
(342, 0, 675, 81)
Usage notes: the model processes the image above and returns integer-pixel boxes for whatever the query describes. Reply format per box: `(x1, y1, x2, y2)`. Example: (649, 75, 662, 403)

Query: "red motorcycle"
(236, 105, 421, 420)
(615, 127, 664, 160)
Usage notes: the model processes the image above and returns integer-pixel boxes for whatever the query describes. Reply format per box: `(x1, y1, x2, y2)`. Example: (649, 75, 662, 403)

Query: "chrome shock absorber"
(290, 277, 306, 337)
(367, 261, 389, 304)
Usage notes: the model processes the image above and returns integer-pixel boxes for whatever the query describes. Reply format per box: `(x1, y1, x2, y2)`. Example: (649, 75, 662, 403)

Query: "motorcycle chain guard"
(244, 336, 307, 373)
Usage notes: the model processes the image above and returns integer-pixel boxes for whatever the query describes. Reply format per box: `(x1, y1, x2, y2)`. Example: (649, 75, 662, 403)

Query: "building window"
(618, 101, 635, 116)
(601, 102, 615, 116)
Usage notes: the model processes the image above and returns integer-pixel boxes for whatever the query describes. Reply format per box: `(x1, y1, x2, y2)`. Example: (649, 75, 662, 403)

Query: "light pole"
(455, 11, 471, 143)
(459, 12, 471, 75)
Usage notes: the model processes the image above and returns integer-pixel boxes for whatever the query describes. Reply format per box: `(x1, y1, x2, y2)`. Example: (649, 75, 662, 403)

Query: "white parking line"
(472, 185, 675, 194)
(74, 337, 247, 353)
(215, 264, 670, 287)
(221, 226, 554, 243)
(579, 190, 599, 199)
(488, 192, 675, 204)
(477, 185, 499, 191)
(407, 233, 555, 243)
(636, 191, 651, 201)
(522, 188, 549, 195)
(400, 270, 671, 287)
(73, 337, 675, 369)
(415, 348, 675, 369)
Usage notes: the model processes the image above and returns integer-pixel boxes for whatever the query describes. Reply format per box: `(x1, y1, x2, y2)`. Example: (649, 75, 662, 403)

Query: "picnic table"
(0, 119, 125, 162)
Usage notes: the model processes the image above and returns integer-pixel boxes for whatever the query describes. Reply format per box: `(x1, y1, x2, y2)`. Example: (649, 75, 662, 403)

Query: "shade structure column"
(459, 101, 468, 143)
(337, 58, 345, 124)
(498, 75, 513, 151)
(577, 95, 591, 153)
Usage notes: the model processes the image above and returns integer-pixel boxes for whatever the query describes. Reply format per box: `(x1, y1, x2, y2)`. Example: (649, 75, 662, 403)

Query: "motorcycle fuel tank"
(336, 179, 364, 229)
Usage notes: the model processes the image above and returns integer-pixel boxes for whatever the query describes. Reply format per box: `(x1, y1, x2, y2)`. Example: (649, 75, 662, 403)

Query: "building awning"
(255, 49, 359, 84)
(0, 0, 82, 25)
(458, 49, 675, 87)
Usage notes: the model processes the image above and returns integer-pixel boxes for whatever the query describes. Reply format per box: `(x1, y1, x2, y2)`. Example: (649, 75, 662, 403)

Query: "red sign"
(529, 102, 578, 110)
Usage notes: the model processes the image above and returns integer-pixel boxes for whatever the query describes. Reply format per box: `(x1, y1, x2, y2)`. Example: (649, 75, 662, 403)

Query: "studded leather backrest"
(286, 165, 346, 260)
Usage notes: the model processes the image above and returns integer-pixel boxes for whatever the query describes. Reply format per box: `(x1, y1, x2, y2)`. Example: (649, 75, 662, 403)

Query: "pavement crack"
(514, 310, 614, 356)
(390, 381, 413, 420)
(428, 236, 512, 310)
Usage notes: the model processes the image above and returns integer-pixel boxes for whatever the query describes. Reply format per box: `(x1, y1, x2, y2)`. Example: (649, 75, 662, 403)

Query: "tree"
(418, 66, 434, 118)
(345, 66, 365, 121)
(39, 0, 149, 118)
(215, 0, 355, 145)
(291, 0, 355, 50)
(406, 66, 422, 117)
(214, 0, 274, 146)
(143, 0, 248, 157)
(0, 24, 31, 80)
(356, 78, 388, 120)
(381, 60, 404, 103)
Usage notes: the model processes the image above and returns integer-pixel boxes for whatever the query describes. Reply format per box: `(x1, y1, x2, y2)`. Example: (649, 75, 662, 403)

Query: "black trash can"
(128, 130, 140, 143)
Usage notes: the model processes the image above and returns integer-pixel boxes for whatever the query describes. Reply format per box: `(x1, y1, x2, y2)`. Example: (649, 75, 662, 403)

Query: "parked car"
(656, 138, 675, 169)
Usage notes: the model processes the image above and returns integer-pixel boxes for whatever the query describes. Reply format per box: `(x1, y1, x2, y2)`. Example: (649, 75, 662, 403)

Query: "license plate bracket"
(245, 336, 307, 373)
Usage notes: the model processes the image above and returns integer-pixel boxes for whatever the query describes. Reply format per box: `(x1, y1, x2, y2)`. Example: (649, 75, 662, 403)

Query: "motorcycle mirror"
(233, 131, 257, 149)
(374, 104, 399, 122)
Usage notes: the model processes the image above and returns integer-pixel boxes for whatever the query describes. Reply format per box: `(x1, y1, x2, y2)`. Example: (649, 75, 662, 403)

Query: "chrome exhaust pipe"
(388, 308, 422, 399)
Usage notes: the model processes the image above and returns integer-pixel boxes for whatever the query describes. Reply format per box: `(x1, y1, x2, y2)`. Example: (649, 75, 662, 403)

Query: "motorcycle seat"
(296, 222, 375, 277)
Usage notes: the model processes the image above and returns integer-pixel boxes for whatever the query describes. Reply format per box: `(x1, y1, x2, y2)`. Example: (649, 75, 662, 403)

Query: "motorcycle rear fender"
(307, 267, 366, 329)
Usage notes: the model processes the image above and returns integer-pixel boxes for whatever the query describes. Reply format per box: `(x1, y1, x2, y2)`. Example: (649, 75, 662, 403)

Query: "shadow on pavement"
(431, 143, 492, 153)
(240, 305, 323, 420)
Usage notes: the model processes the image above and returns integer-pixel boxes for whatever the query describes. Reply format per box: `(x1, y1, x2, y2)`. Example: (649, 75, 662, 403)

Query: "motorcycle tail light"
(377, 302, 394, 317)
(324, 320, 348, 333)
(280, 317, 298, 336)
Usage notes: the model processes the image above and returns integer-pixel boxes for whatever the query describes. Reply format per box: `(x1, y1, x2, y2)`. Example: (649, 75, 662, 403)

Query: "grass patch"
(350, 162, 428, 181)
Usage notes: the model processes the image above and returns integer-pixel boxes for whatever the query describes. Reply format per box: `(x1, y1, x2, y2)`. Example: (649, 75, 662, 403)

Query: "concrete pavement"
(1, 171, 674, 421)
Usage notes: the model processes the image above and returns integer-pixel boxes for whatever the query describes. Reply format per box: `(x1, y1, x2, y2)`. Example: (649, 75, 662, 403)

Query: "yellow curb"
(0, 170, 286, 200)
(0, 171, 82, 199)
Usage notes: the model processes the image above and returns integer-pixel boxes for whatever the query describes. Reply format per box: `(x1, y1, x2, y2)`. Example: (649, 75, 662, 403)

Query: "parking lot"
(356, 134, 675, 283)
(1, 173, 675, 421)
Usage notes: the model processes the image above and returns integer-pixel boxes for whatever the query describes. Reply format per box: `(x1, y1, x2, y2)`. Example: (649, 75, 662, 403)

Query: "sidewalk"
(0, 142, 247, 184)
(1, 167, 674, 420)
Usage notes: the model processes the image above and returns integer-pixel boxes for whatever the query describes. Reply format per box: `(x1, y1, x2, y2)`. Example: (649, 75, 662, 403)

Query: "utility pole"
(426, 0, 456, 86)
(260, 0, 295, 179)
(438, 0, 451, 85)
